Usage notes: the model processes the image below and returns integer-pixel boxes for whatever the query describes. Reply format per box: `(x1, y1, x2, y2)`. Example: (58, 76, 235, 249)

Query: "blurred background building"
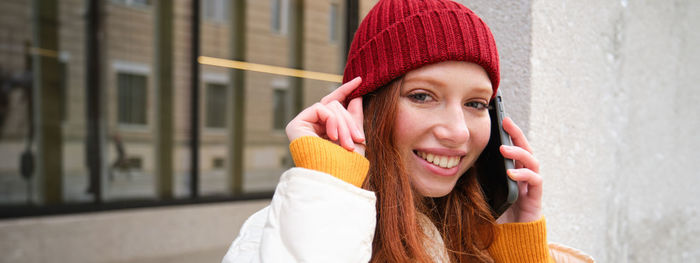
(1, 0, 700, 262)
(1, 0, 371, 261)
(0, 0, 354, 204)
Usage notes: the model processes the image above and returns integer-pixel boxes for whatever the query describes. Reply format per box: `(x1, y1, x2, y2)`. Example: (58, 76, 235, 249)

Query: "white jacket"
(222, 167, 377, 263)
(222, 168, 596, 263)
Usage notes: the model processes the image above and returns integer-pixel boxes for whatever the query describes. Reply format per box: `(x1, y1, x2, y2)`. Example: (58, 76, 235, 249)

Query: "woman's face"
(394, 61, 492, 197)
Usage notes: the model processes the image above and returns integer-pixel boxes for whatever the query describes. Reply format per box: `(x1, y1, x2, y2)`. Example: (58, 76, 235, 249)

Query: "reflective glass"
(0, 0, 353, 214)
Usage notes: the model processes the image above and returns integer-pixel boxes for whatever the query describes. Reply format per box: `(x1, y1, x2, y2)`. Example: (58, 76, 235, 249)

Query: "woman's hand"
(496, 117, 543, 224)
(285, 77, 366, 155)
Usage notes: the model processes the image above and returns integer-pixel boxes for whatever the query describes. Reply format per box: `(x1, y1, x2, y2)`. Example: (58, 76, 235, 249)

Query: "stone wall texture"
(528, 0, 699, 261)
(464, 0, 700, 261)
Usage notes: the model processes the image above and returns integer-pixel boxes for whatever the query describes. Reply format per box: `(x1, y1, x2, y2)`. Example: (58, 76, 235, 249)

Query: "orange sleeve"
(289, 136, 369, 188)
(488, 216, 554, 263)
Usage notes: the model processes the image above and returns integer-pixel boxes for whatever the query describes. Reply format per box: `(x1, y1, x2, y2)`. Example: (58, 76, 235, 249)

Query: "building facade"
(0, 0, 367, 206)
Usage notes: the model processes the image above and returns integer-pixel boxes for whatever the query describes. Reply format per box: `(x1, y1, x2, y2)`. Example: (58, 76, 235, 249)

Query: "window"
(273, 88, 289, 130)
(202, 0, 229, 23)
(270, 0, 289, 34)
(0, 0, 358, 218)
(117, 72, 148, 125)
(329, 3, 340, 42)
(205, 83, 227, 128)
(212, 157, 224, 169)
(111, 0, 151, 7)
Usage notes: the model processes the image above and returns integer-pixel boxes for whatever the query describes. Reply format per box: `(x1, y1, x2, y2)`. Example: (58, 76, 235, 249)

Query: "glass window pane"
(0, 1, 34, 204)
(203, 0, 229, 23)
(1, 0, 355, 214)
(330, 3, 339, 42)
(206, 83, 227, 128)
(172, 2, 194, 199)
(273, 89, 288, 130)
(198, 0, 347, 196)
(117, 73, 148, 125)
(0, 0, 96, 205)
(200, 0, 232, 195)
(104, 1, 157, 201)
(271, 0, 281, 32)
(60, 0, 91, 203)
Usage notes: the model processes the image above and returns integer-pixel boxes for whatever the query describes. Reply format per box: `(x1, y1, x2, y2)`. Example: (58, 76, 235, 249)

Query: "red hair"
(362, 80, 496, 262)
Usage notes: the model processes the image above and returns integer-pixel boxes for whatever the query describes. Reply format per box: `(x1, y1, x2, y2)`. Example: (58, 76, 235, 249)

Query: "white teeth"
(448, 157, 457, 168)
(416, 151, 460, 169)
(426, 153, 435, 163)
(439, 156, 448, 167)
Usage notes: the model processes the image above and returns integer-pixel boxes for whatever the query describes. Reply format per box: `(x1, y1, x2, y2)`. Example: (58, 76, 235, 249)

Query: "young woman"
(223, 0, 569, 262)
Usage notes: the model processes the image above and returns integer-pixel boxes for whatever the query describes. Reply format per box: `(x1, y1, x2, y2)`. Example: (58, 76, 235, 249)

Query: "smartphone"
(475, 90, 518, 218)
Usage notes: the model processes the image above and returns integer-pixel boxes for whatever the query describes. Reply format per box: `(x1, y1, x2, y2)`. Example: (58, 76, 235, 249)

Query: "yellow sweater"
(290, 136, 554, 262)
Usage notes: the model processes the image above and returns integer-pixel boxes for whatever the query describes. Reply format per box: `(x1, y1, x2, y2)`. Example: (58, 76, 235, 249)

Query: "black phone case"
(475, 90, 518, 218)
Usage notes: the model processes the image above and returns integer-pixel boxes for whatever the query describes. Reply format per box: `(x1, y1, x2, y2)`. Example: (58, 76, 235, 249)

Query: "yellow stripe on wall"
(29, 47, 59, 58)
(197, 56, 343, 83)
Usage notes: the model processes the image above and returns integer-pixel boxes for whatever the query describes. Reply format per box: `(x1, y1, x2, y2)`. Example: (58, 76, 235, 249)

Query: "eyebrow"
(472, 86, 493, 97)
(403, 76, 493, 97)
(402, 75, 445, 88)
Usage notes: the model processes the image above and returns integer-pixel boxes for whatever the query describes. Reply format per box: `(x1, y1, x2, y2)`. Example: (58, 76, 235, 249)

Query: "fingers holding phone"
(498, 117, 543, 223)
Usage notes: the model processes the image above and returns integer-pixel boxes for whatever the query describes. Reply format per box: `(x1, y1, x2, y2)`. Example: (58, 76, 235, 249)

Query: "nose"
(432, 104, 470, 146)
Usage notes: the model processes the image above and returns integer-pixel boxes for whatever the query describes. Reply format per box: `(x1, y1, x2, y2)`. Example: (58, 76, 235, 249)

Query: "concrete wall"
(463, 0, 533, 135)
(464, 0, 700, 261)
(528, 0, 700, 262)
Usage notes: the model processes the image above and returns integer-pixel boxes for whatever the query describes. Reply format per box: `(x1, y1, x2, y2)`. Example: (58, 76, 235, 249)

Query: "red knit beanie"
(343, 0, 500, 101)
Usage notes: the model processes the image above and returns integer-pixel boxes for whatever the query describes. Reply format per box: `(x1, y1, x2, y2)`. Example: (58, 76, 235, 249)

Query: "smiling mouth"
(413, 150, 462, 169)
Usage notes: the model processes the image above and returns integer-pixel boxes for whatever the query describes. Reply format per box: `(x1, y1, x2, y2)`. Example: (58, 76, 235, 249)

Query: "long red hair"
(362, 79, 496, 262)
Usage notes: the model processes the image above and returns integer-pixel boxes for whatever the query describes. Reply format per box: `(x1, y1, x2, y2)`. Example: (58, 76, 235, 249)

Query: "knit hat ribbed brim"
(343, 0, 500, 101)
